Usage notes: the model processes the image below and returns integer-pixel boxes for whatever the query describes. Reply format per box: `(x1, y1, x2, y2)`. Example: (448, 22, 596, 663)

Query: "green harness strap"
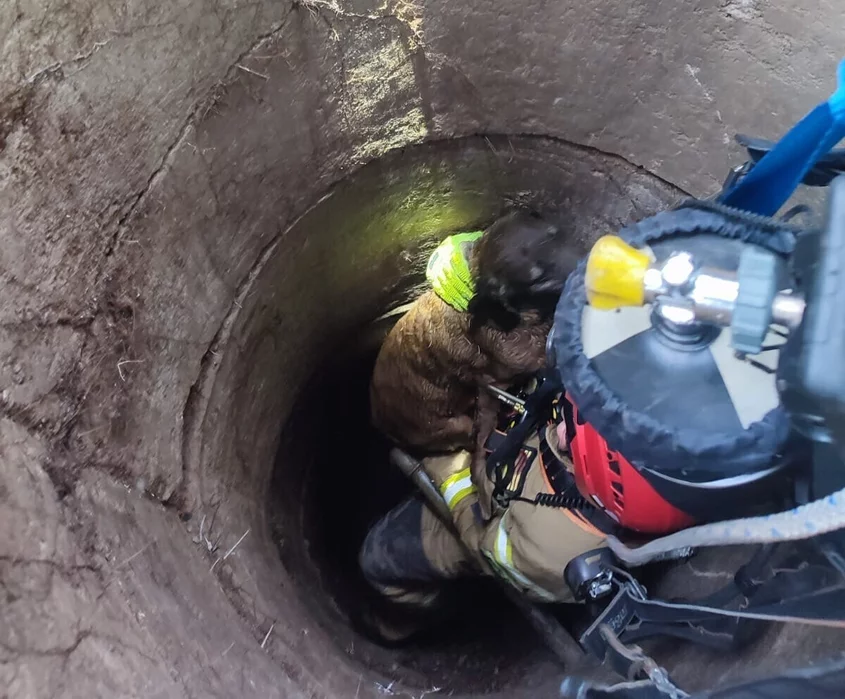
(426, 231, 483, 312)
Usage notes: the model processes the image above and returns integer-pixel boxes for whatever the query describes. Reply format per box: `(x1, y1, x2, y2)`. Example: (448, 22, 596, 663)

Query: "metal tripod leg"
(390, 447, 581, 668)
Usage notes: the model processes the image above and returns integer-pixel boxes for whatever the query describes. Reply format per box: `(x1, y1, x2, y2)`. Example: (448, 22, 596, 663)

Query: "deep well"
(3, 1, 844, 697)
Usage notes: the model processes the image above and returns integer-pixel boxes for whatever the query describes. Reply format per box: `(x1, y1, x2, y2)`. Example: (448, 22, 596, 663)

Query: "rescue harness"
(482, 372, 619, 534)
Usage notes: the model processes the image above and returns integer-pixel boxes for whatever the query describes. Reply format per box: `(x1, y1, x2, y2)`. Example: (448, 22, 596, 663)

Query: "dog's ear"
(467, 294, 521, 333)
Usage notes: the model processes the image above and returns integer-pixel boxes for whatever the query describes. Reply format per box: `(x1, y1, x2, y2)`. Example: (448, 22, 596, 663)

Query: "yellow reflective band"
(491, 518, 557, 602)
(439, 468, 476, 511)
(426, 231, 483, 312)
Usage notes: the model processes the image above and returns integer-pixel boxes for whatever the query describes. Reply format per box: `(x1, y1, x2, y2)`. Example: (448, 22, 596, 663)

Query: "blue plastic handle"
(720, 59, 845, 217)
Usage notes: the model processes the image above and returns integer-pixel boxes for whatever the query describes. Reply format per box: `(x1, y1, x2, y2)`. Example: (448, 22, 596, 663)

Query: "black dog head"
(469, 210, 579, 330)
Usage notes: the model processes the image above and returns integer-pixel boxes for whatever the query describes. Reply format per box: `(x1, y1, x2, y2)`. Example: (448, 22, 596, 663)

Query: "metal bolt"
(662, 252, 695, 287)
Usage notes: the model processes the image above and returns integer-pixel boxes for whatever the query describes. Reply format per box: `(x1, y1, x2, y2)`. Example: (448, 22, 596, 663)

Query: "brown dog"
(370, 210, 579, 455)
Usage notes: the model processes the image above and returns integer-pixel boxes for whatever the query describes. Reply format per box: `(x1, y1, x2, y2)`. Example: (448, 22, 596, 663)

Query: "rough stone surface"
(2, 0, 845, 697)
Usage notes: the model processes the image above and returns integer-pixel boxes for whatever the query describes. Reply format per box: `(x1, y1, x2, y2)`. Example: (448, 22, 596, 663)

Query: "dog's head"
(469, 210, 578, 328)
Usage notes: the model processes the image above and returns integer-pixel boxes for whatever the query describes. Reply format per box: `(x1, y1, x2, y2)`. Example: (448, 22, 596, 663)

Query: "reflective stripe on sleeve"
(438, 467, 476, 511)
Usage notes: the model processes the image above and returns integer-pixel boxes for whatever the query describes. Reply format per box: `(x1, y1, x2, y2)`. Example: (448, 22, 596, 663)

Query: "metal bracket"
(718, 161, 753, 197)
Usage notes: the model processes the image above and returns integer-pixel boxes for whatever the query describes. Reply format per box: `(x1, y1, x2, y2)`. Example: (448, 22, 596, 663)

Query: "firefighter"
(358, 218, 613, 642)
(358, 398, 612, 642)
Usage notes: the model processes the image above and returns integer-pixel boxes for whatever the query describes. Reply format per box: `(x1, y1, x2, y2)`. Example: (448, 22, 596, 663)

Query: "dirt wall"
(2, 1, 843, 697)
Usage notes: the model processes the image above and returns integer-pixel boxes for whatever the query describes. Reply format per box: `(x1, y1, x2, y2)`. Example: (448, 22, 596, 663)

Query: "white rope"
(608, 486, 845, 566)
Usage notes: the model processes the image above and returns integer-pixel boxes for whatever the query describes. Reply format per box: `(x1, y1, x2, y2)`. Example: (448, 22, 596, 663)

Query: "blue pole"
(720, 59, 845, 217)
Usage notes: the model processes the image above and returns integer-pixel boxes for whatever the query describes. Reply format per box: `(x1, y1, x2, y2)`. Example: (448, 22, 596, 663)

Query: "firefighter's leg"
(479, 454, 608, 603)
(414, 447, 607, 603)
(359, 496, 455, 605)
(358, 452, 487, 641)
(357, 496, 451, 643)
(359, 452, 487, 598)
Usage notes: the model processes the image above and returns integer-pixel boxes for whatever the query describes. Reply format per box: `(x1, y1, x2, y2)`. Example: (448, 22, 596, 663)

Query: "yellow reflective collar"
(425, 231, 483, 312)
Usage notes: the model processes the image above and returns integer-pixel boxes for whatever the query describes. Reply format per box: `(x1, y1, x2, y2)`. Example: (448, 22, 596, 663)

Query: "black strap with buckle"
(486, 370, 562, 508)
